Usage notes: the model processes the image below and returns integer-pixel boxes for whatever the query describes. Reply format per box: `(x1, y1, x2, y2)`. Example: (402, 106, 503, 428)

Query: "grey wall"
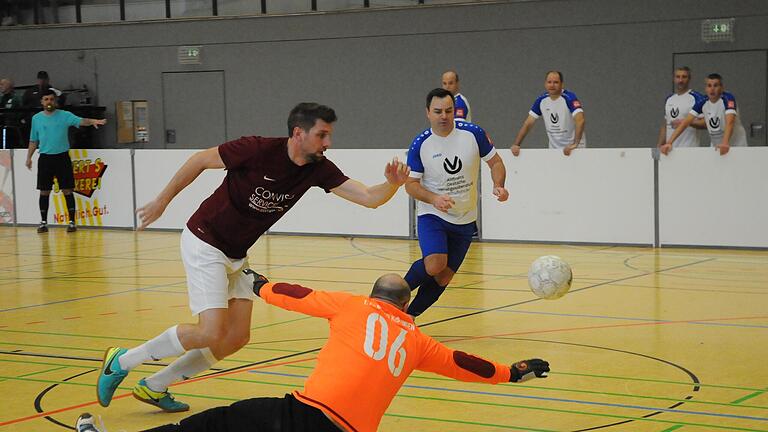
(1, 0, 767, 149)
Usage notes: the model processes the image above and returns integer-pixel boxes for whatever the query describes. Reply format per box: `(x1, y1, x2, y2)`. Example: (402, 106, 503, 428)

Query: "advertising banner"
(13, 149, 134, 228)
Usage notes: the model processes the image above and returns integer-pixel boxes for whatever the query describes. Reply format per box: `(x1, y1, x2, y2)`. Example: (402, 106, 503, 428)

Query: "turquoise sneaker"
(133, 378, 190, 412)
(96, 347, 129, 407)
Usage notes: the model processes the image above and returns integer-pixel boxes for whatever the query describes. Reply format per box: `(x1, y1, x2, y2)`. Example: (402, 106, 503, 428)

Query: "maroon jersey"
(187, 136, 349, 258)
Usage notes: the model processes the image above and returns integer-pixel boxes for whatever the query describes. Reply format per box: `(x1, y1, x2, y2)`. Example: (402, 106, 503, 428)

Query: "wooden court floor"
(1, 226, 767, 431)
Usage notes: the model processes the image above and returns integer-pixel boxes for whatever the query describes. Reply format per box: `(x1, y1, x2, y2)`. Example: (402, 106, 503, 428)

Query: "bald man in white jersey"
(511, 71, 586, 156)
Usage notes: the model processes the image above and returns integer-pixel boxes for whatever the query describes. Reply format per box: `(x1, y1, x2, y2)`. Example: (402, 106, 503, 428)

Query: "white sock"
(145, 348, 218, 392)
(118, 325, 185, 371)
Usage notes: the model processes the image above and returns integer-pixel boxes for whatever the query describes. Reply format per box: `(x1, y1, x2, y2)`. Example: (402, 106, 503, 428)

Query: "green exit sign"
(702, 18, 735, 43)
(178, 46, 203, 64)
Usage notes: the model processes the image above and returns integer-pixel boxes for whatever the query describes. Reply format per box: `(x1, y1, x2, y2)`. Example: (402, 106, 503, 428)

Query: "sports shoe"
(37, 223, 48, 233)
(97, 347, 129, 407)
(133, 378, 189, 412)
(67, 222, 77, 232)
(75, 413, 103, 432)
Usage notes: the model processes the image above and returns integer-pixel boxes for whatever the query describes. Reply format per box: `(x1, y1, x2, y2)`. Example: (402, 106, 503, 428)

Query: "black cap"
(37, 71, 49, 79)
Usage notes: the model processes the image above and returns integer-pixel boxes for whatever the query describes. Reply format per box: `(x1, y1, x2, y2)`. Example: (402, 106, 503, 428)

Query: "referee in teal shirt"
(25, 89, 106, 233)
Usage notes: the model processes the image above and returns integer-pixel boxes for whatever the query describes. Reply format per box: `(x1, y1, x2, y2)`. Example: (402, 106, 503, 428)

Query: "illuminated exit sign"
(701, 18, 735, 43)
(178, 46, 203, 64)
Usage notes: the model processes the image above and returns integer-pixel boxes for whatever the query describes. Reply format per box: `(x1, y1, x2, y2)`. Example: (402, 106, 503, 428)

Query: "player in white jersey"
(511, 71, 586, 156)
(657, 66, 706, 154)
(404, 88, 508, 316)
(442, 69, 472, 121)
(666, 73, 747, 156)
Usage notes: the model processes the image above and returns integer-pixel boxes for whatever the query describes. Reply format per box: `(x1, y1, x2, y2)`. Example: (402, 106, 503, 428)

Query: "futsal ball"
(528, 255, 572, 300)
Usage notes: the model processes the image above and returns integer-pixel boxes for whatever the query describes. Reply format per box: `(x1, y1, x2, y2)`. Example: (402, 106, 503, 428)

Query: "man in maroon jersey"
(95, 103, 410, 413)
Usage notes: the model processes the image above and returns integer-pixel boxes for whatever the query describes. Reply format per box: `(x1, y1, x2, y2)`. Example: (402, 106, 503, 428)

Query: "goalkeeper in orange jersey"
(77, 272, 549, 432)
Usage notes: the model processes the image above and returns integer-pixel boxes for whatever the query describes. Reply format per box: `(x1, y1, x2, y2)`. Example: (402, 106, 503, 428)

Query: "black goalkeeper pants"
(141, 394, 341, 432)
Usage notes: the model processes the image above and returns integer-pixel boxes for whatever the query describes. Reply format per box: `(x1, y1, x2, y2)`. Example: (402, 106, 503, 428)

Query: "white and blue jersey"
(664, 90, 705, 148)
(529, 89, 586, 149)
(690, 92, 747, 147)
(407, 121, 496, 225)
(454, 93, 472, 122)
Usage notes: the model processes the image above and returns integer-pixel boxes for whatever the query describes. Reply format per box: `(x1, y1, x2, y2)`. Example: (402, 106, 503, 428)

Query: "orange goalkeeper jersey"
(260, 282, 512, 432)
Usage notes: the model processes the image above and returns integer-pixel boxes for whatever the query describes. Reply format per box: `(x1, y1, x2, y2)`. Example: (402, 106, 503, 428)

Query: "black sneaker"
(67, 223, 77, 233)
(37, 223, 48, 233)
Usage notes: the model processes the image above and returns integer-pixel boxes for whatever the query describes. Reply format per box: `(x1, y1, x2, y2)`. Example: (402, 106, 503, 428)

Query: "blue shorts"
(417, 214, 476, 272)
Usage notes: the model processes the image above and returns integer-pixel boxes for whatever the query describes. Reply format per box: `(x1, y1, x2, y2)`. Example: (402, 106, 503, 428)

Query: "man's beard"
(306, 152, 325, 164)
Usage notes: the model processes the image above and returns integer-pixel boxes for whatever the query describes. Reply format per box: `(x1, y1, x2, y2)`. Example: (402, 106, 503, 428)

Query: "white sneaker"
(75, 413, 104, 432)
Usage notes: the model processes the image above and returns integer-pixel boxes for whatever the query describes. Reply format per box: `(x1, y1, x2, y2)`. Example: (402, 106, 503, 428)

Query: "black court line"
(34, 369, 96, 430)
(446, 336, 700, 432)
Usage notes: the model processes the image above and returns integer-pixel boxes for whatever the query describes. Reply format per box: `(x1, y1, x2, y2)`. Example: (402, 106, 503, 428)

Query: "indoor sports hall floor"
(1, 226, 767, 431)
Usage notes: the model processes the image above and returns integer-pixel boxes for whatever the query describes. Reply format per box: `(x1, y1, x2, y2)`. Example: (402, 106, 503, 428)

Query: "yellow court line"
(93, 198, 102, 226)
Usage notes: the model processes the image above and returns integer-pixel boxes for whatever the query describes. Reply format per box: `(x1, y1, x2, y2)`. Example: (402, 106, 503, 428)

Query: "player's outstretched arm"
(417, 337, 549, 384)
(511, 115, 536, 156)
(80, 118, 107, 129)
(244, 269, 350, 319)
(331, 157, 409, 208)
(136, 147, 225, 229)
(663, 113, 696, 155)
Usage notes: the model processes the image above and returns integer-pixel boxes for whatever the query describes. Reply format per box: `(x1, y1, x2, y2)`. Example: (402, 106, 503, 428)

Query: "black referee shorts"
(141, 394, 342, 432)
(37, 151, 74, 191)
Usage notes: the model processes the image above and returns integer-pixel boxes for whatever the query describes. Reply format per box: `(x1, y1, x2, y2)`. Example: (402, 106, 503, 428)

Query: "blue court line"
(246, 370, 768, 423)
(430, 305, 768, 330)
(0, 279, 186, 313)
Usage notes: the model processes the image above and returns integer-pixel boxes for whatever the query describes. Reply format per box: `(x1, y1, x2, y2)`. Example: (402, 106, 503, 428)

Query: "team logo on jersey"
(573, 100, 582, 108)
(670, 108, 679, 118)
(550, 113, 559, 124)
(727, 100, 735, 109)
(249, 187, 295, 213)
(709, 117, 721, 129)
(443, 156, 463, 175)
(456, 108, 465, 118)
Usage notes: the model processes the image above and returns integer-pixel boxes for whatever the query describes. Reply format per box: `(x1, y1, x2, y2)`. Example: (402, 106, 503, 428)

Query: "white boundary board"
(481, 149, 655, 244)
(659, 147, 768, 248)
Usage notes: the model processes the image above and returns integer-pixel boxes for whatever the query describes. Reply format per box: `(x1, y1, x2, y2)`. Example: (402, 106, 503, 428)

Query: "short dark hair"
(546, 70, 563, 82)
(40, 89, 57, 99)
(707, 73, 723, 83)
(37, 70, 49, 79)
(287, 103, 337, 136)
(426, 88, 454, 109)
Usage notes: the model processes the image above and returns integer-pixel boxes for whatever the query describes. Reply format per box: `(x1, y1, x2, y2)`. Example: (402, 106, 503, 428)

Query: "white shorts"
(180, 227, 254, 315)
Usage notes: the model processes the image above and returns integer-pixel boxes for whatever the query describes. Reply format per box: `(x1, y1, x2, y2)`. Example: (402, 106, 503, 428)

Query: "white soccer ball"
(528, 255, 572, 300)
